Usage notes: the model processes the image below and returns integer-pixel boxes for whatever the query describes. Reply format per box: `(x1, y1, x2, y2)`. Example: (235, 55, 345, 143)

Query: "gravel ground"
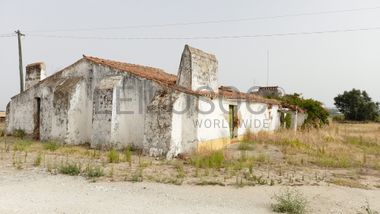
(0, 169, 379, 214)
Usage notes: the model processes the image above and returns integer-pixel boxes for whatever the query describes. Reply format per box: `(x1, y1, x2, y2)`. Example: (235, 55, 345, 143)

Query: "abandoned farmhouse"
(5, 45, 305, 158)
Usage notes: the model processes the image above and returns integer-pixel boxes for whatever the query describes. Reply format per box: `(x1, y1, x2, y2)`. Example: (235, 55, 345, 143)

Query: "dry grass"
(241, 122, 380, 170)
(0, 122, 379, 188)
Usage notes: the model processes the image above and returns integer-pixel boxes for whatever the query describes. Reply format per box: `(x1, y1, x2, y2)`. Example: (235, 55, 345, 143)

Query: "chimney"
(177, 45, 218, 92)
(25, 62, 46, 90)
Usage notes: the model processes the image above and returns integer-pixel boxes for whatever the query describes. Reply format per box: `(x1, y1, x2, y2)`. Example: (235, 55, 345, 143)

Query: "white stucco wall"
(67, 80, 92, 144)
(168, 93, 198, 158)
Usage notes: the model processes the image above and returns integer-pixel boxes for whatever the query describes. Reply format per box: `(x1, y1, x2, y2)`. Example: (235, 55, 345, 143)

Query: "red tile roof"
(83, 56, 280, 105)
(84, 55, 177, 85)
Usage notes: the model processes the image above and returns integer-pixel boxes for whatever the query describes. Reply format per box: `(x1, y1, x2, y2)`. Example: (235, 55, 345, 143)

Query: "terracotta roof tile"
(84, 55, 177, 85)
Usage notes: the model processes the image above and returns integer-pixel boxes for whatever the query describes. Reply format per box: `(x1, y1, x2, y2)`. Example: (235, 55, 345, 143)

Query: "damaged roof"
(84, 55, 177, 85)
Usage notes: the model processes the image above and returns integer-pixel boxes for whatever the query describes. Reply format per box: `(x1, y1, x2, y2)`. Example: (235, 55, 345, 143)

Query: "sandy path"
(0, 169, 379, 214)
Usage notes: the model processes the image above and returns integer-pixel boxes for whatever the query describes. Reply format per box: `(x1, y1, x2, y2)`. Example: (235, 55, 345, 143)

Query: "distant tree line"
(334, 89, 379, 122)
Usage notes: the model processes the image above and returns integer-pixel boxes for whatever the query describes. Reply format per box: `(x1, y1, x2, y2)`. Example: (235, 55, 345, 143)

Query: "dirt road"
(0, 169, 379, 214)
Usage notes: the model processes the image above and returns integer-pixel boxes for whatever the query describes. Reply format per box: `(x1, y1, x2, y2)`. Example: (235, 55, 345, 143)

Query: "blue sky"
(1, 0, 380, 109)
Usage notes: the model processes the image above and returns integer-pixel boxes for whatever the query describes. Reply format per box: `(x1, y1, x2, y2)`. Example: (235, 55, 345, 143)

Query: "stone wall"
(143, 90, 178, 157)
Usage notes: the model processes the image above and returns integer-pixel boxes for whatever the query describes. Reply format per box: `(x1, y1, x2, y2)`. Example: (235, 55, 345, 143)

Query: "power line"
(27, 26, 380, 40)
(0, 33, 15, 38)
(24, 6, 380, 33)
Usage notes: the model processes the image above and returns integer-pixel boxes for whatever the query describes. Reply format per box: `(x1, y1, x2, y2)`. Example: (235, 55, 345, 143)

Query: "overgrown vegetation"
(271, 188, 308, 214)
(281, 93, 329, 128)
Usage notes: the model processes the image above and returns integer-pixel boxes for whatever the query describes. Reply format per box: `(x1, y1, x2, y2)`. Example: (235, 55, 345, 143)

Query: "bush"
(85, 166, 104, 178)
(107, 149, 120, 163)
(280, 93, 329, 128)
(271, 188, 308, 214)
(59, 163, 81, 176)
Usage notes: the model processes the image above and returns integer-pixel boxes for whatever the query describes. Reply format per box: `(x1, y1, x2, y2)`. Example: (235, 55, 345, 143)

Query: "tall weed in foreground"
(271, 188, 308, 214)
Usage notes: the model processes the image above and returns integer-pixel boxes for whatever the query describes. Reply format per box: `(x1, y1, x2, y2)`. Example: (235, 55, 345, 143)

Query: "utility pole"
(15, 30, 25, 92)
(266, 50, 269, 86)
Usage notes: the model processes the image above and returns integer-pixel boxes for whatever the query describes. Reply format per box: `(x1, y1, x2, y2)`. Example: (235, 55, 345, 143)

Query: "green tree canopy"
(334, 89, 379, 121)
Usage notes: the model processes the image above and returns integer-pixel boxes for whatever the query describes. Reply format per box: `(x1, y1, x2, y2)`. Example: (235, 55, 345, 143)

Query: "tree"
(281, 93, 329, 128)
(334, 89, 379, 121)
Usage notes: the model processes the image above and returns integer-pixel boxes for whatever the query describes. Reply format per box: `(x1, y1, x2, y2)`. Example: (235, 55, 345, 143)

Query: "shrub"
(43, 142, 60, 151)
(271, 188, 308, 214)
(85, 166, 104, 178)
(107, 149, 120, 163)
(59, 163, 81, 176)
(280, 93, 329, 128)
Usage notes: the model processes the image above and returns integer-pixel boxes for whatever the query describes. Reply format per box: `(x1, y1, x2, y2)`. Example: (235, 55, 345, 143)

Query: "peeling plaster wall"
(90, 64, 162, 149)
(110, 75, 158, 149)
(5, 89, 37, 134)
(143, 90, 177, 157)
(6, 60, 92, 142)
(168, 93, 198, 158)
(92, 86, 114, 147)
(67, 80, 91, 144)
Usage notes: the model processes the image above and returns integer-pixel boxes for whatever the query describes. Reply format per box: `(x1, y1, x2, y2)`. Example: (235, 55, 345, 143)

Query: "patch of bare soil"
(0, 168, 379, 214)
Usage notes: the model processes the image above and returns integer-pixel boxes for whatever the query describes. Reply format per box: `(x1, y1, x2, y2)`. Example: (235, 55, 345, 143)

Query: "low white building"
(6, 45, 302, 158)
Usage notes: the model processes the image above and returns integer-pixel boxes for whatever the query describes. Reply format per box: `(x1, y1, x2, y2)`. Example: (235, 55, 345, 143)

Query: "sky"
(1, 0, 380, 110)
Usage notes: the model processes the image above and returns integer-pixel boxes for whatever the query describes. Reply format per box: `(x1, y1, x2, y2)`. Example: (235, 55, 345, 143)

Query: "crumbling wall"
(92, 86, 114, 148)
(5, 88, 38, 135)
(110, 75, 158, 149)
(143, 90, 178, 157)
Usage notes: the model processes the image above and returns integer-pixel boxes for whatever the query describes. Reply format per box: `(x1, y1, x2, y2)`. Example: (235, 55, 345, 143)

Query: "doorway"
(34, 97, 41, 140)
(229, 105, 238, 138)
